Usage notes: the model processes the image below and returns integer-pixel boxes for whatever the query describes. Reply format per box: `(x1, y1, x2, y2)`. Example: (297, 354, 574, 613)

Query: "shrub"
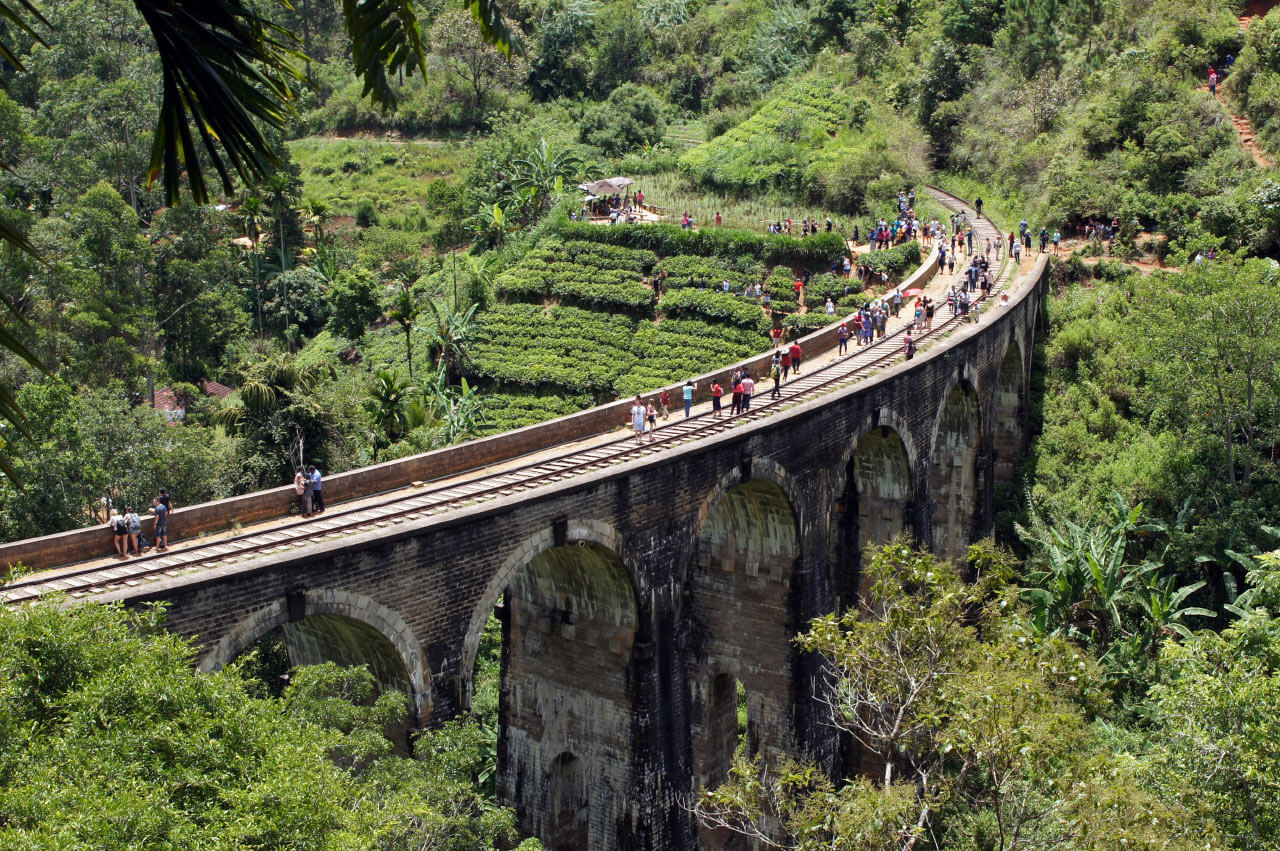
(659, 288, 768, 329)
(551, 220, 847, 268)
(579, 84, 668, 155)
(783, 312, 841, 332)
(857, 240, 921, 282)
(468, 304, 638, 396)
(763, 266, 799, 312)
(355, 198, 379, 228)
(655, 254, 763, 292)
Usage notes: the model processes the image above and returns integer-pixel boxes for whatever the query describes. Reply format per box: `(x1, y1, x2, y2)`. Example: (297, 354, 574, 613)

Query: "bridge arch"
(828, 409, 918, 608)
(198, 589, 430, 722)
(462, 518, 624, 686)
(929, 365, 984, 563)
(993, 336, 1027, 491)
(494, 534, 641, 850)
(684, 470, 803, 796)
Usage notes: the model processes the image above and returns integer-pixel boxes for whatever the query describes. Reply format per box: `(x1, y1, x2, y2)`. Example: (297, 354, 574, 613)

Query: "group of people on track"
(107, 489, 172, 557)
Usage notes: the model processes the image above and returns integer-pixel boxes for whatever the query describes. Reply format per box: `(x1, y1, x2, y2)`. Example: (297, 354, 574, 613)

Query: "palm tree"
(241, 195, 265, 337)
(213, 353, 335, 481)
(420, 297, 478, 385)
(304, 199, 333, 252)
(387, 281, 422, 378)
(362, 369, 418, 459)
(263, 172, 301, 344)
(510, 138, 586, 219)
(264, 171, 300, 272)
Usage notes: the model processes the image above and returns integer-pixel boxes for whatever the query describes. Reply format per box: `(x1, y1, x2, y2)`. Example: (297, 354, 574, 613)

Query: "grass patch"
(289, 137, 470, 228)
(631, 170, 854, 233)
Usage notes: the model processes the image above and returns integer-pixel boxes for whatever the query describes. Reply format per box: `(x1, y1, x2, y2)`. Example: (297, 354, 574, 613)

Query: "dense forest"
(1, 0, 1280, 845)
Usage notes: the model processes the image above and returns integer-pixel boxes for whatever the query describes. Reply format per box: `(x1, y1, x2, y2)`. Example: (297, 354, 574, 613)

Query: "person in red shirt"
(731, 375, 744, 415)
(780, 349, 792, 379)
(771, 326, 783, 348)
(659, 390, 671, 419)
(711, 381, 723, 417)
(789, 341, 803, 374)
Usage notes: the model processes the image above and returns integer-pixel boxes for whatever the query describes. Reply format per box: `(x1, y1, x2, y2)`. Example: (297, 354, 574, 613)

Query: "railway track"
(2, 186, 1017, 606)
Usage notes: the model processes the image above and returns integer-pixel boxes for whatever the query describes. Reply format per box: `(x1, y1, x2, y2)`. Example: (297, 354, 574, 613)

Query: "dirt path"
(1225, 0, 1278, 167)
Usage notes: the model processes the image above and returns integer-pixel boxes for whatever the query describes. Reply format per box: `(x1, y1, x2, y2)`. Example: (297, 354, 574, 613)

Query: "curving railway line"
(2, 185, 1016, 606)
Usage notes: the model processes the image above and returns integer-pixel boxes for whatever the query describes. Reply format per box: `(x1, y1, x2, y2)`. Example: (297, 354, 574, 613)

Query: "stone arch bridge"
(55, 257, 1047, 850)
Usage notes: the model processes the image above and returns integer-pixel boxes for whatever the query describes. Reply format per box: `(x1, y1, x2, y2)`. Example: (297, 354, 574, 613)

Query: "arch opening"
(498, 540, 639, 850)
(547, 752, 589, 851)
(931, 382, 983, 563)
(234, 613, 417, 752)
(686, 478, 800, 793)
(831, 426, 914, 608)
(994, 343, 1025, 490)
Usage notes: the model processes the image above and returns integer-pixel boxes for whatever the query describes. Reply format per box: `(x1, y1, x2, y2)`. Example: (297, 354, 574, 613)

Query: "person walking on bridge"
(789, 341, 803, 374)
(630, 396, 646, 442)
(739, 373, 755, 411)
(150, 497, 169, 551)
(309, 466, 323, 513)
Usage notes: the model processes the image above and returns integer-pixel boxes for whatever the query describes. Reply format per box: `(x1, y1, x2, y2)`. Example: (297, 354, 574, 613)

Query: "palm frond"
(342, 0, 429, 108)
(464, 0, 523, 57)
(138, 0, 305, 204)
(0, 216, 35, 257)
(0, 0, 51, 76)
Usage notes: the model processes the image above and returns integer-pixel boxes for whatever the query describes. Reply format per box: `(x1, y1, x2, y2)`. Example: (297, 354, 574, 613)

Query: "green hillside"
(1, 0, 1280, 846)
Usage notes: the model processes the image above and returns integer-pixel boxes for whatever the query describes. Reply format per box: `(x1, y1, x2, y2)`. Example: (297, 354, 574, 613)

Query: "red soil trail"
(1224, 0, 1279, 167)
(1240, 0, 1277, 29)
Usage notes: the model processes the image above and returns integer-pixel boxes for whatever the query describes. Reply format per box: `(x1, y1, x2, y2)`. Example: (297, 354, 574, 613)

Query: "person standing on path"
(789, 341, 803, 374)
(301, 469, 314, 518)
(1052, 230, 1061, 254)
(740, 373, 755, 411)
(631, 396, 646, 442)
(904, 332, 916, 360)
(309, 466, 324, 513)
(711, 380, 724, 418)
(125, 507, 142, 554)
(646, 400, 658, 442)
(838, 322, 850, 355)
(770, 362, 781, 398)
(660, 390, 671, 419)
(892, 289, 902, 317)
(682, 380, 694, 417)
(974, 197, 983, 216)
(293, 468, 307, 516)
(109, 509, 128, 557)
(150, 496, 169, 551)
(781, 348, 792, 378)
(1209, 67, 1218, 96)
(731, 375, 743, 416)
